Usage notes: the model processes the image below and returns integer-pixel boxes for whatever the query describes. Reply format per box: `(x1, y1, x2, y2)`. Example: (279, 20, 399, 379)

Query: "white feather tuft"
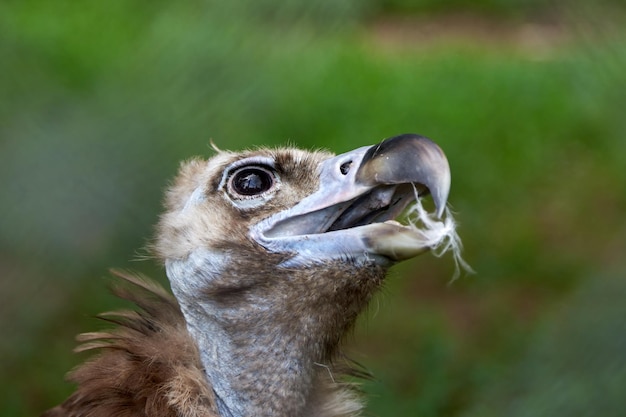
(405, 186, 475, 282)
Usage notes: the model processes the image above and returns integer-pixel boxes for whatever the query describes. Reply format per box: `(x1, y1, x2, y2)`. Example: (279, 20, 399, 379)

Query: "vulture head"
(42, 134, 465, 417)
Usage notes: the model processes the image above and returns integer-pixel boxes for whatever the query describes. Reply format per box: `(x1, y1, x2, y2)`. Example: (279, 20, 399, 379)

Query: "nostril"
(340, 161, 352, 175)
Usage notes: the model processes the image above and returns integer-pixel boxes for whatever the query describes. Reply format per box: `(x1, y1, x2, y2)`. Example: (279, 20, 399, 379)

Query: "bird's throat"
(166, 249, 384, 417)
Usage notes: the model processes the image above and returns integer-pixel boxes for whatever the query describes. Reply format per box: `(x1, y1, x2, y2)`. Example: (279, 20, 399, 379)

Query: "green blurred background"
(1, 0, 625, 415)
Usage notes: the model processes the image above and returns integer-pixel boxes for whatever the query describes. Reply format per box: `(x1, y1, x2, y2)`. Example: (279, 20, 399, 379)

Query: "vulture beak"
(250, 134, 452, 266)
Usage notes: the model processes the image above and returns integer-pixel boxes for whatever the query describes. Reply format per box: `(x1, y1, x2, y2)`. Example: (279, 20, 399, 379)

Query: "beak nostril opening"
(340, 161, 352, 175)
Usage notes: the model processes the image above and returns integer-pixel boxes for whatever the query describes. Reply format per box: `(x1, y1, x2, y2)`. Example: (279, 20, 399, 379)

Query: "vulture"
(42, 133, 466, 417)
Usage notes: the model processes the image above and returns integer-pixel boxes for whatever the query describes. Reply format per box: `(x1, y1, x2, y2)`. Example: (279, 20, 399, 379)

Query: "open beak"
(250, 134, 452, 266)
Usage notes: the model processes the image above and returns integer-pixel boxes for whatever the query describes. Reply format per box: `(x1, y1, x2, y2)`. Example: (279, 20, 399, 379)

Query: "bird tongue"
(327, 185, 410, 232)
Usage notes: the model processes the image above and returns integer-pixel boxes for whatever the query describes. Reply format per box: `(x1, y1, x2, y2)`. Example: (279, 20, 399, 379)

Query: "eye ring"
(227, 165, 277, 198)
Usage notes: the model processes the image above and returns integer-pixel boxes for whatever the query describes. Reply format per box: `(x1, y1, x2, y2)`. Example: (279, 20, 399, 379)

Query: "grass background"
(1, 0, 625, 415)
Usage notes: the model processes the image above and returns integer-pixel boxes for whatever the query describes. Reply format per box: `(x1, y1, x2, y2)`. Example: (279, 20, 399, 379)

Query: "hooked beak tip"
(356, 134, 451, 216)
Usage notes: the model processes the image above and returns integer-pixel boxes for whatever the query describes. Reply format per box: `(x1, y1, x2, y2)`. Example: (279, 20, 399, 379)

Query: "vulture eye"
(228, 166, 276, 198)
(232, 167, 273, 195)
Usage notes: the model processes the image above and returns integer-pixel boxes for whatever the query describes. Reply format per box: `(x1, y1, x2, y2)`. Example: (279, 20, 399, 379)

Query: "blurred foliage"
(376, 0, 626, 18)
(377, 0, 545, 17)
(462, 270, 626, 417)
(1, 0, 625, 416)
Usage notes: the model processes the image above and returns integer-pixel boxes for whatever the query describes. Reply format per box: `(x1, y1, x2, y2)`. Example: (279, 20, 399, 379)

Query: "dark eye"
(230, 166, 275, 196)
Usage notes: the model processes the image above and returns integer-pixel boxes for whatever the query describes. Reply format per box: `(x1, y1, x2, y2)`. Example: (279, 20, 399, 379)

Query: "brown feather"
(41, 270, 218, 417)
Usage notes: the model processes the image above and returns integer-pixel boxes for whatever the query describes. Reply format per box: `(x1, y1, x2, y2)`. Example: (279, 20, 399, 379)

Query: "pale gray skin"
(157, 134, 451, 417)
